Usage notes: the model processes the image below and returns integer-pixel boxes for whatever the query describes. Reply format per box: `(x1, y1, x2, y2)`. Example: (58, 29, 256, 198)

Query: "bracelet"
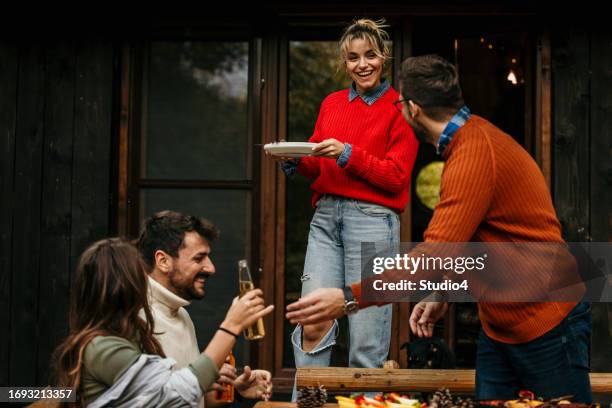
(218, 326, 239, 339)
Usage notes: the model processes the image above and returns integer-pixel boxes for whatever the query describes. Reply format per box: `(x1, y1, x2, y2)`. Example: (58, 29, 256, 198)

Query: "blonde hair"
(339, 18, 391, 68)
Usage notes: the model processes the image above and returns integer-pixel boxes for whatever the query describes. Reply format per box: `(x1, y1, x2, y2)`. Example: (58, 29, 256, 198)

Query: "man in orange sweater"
(286, 55, 592, 402)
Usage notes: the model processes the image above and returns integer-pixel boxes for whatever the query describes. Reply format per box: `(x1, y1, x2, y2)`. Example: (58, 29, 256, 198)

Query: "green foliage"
(146, 41, 249, 180)
(288, 42, 352, 142)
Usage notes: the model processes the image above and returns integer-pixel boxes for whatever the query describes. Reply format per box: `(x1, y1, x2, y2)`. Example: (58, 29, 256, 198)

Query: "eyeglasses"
(393, 98, 423, 113)
(393, 98, 409, 113)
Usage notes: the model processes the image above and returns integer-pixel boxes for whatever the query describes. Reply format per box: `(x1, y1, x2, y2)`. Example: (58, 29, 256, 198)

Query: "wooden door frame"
(258, 18, 417, 391)
(256, 16, 552, 391)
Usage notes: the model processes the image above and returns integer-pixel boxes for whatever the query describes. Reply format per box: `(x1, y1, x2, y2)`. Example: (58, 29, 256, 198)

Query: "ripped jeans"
(292, 195, 398, 400)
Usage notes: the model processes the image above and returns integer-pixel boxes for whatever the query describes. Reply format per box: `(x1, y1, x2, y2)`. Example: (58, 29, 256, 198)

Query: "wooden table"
(254, 369, 612, 408)
(296, 368, 612, 393)
(254, 403, 337, 408)
(254, 369, 612, 407)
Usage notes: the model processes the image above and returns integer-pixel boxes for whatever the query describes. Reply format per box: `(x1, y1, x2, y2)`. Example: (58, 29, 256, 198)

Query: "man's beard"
(169, 269, 210, 301)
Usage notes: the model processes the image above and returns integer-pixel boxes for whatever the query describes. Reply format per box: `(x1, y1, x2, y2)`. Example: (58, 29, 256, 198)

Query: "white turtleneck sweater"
(146, 276, 202, 370)
(142, 276, 209, 408)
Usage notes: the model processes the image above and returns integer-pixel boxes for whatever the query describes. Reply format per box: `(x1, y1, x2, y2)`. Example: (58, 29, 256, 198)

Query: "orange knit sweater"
(352, 115, 579, 344)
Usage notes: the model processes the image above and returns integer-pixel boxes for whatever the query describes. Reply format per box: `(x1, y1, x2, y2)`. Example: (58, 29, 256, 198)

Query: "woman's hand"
(222, 289, 274, 334)
(312, 138, 345, 159)
(235, 366, 273, 400)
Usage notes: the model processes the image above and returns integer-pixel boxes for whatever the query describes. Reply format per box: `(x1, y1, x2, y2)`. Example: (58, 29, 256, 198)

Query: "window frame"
(117, 32, 265, 369)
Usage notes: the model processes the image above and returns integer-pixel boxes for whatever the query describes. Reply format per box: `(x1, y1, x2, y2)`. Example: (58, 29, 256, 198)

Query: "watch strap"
(342, 286, 355, 302)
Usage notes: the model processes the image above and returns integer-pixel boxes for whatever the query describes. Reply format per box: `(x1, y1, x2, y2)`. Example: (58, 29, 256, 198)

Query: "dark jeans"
(476, 302, 592, 402)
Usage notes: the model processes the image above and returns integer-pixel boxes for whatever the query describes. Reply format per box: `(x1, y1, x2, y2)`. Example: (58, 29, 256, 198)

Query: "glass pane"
(456, 33, 529, 146)
(454, 33, 526, 367)
(283, 40, 393, 368)
(411, 19, 531, 368)
(143, 41, 249, 180)
(139, 188, 251, 364)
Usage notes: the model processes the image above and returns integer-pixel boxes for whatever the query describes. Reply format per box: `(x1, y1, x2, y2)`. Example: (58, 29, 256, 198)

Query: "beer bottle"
(238, 259, 265, 340)
(216, 351, 235, 402)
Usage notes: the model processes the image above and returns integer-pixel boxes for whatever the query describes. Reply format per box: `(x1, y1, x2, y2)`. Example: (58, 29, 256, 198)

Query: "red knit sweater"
(352, 115, 581, 344)
(297, 87, 418, 213)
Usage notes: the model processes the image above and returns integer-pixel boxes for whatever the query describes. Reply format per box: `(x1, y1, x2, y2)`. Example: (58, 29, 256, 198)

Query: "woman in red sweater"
(279, 19, 418, 397)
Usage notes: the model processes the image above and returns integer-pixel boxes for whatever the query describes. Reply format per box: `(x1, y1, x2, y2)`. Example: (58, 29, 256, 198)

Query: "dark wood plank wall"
(589, 30, 612, 246)
(0, 42, 114, 387)
(0, 43, 19, 388)
(552, 29, 590, 243)
(10, 45, 46, 387)
(552, 27, 612, 374)
(37, 43, 76, 384)
(588, 29, 612, 374)
(70, 43, 114, 281)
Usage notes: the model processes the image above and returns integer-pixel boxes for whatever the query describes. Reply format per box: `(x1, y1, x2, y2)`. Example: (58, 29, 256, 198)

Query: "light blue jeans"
(292, 195, 398, 399)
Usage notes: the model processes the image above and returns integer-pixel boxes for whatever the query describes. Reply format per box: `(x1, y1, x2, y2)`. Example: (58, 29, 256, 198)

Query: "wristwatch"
(342, 286, 359, 316)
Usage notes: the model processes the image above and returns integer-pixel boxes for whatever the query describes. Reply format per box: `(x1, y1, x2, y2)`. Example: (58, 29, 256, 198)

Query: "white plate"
(264, 142, 316, 157)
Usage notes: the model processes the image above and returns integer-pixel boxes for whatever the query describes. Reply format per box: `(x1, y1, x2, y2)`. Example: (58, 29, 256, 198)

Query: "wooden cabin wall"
(552, 27, 612, 373)
(0, 42, 115, 387)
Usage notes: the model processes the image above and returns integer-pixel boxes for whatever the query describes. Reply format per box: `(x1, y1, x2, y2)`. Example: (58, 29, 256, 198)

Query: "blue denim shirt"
(437, 105, 471, 156)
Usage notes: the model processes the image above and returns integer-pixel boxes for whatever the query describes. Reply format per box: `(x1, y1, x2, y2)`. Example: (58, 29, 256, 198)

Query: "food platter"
(263, 142, 317, 157)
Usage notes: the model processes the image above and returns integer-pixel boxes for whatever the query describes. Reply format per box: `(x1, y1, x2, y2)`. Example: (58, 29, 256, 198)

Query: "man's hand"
(409, 301, 448, 338)
(312, 138, 345, 159)
(235, 366, 273, 401)
(285, 288, 345, 325)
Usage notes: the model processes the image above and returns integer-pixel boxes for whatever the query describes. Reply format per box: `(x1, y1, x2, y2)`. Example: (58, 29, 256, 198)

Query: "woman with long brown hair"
(52, 238, 272, 407)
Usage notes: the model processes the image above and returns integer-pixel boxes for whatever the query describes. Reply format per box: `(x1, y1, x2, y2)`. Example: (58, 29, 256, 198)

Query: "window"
(122, 40, 255, 365)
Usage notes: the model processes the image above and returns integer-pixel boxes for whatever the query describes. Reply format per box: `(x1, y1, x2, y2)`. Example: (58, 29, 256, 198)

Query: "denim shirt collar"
(348, 78, 390, 106)
(437, 105, 471, 155)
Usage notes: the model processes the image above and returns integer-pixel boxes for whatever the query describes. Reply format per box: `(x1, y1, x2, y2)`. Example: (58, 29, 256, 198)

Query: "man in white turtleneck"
(137, 210, 273, 406)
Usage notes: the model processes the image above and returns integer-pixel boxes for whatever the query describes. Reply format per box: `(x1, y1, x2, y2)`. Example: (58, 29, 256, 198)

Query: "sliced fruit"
(394, 397, 420, 406)
(385, 401, 415, 408)
(518, 391, 535, 400)
(386, 393, 402, 402)
(362, 396, 386, 407)
(336, 397, 358, 408)
(336, 396, 357, 403)
(506, 400, 529, 408)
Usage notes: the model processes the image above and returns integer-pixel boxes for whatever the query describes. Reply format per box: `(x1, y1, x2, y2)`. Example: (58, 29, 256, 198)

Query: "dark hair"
(137, 210, 219, 269)
(398, 54, 465, 120)
(52, 238, 164, 406)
